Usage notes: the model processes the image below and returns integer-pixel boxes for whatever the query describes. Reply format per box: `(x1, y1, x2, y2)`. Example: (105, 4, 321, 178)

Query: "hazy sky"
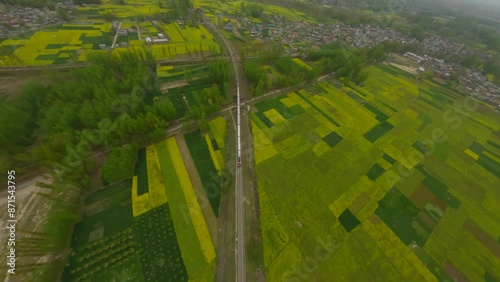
(453, 0, 500, 8)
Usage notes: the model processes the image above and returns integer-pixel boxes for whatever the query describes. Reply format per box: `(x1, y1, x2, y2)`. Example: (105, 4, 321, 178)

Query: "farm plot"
(155, 138, 216, 280)
(0, 23, 114, 66)
(253, 66, 500, 281)
(205, 117, 227, 174)
(63, 181, 144, 282)
(67, 133, 218, 282)
(184, 126, 225, 217)
(1, 1, 219, 66)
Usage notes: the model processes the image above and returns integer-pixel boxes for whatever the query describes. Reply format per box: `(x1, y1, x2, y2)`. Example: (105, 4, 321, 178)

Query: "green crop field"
(185, 128, 224, 217)
(252, 65, 500, 281)
(0, 0, 220, 67)
(65, 135, 218, 281)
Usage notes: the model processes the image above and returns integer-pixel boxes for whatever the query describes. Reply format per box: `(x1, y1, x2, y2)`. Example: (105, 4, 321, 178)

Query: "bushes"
(101, 144, 138, 185)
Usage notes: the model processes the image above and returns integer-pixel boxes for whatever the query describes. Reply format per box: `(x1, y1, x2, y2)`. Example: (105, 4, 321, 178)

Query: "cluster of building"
(243, 14, 417, 48)
(404, 52, 456, 78)
(0, 4, 62, 38)
(145, 33, 168, 44)
(238, 14, 500, 102)
(458, 70, 500, 106)
(404, 51, 500, 106)
(421, 34, 470, 57)
(241, 14, 471, 60)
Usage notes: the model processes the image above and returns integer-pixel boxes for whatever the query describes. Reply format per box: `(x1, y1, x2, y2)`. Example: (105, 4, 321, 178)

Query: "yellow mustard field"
(166, 137, 216, 264)
(146, 145, 167, 208)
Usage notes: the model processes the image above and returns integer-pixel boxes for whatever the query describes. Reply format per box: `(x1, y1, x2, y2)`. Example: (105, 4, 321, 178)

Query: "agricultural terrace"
(65, 135, 218, 281)
(0, 0, 219, 67)
(252, 65, 500, 281)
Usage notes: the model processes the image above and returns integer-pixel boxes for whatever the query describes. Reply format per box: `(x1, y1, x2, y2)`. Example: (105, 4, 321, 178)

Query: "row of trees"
(243, 60, 270, 96)
(162, 0, 192, 19)
(307, 41, 422, 84)
(0, 50, 183, 276)
(241, 40, 421, 97)
(0, 50, 175, 188)
(186, 60, 230, 132)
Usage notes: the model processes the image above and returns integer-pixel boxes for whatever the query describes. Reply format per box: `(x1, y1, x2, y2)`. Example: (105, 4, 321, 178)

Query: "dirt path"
(0, 178, 55, 281)
(175, 134, 219, 247)
(388, 62, 418, 75)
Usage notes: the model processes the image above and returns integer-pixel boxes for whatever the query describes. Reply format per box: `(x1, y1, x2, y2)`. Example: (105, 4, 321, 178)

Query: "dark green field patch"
(322, 131, 343, 147)
(134, 204, 188, 282)
(383, 153, 396, 164)
(36, 54, 59, 61)
(254, 99, 286, 113)
(469, 141, 484, 155)
(211, 138, 219, 151)
(116, 35, 129, 45)
(420, 87, 453, 105)
(0, 45, 22, 55)
(363, 121, 394, 143)
(487, 140, 500, 150)
(422, 176, 461, 209)
(52, 57, 70, 64)
(71, 201, 134, 249)
(376, 187, 429, 245)
(280, 107, 296, 120)
(366, 163, 385, 181)
(338, 209, 361, 232)
(58, 50, 76, 54)
(63, 224, 140, 281)
(255, 112, 273, 128)
(185, 130, 221, 217)
(289, 104, 305, 116)
(484, 272, 497, 282)
(129, 32, 139, 40)
(363, 103, 389, 122)
(135, 148, 149, 196)
(80, 32, 114, 47)
(45, 44, 66, 49)
(413, 140, 430, 154)
(477, 153, 500, 177)
(346, 91, 366, 104)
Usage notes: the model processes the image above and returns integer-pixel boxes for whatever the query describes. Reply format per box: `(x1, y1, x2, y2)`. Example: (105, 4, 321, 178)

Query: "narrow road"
(111, 22, 122, 49)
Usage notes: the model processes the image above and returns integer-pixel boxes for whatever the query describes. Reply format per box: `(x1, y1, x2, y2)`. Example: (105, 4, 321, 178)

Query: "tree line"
(241, 41, 419, 96)
(185, 60, 230, 132)
(0, 50, 171, 189)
